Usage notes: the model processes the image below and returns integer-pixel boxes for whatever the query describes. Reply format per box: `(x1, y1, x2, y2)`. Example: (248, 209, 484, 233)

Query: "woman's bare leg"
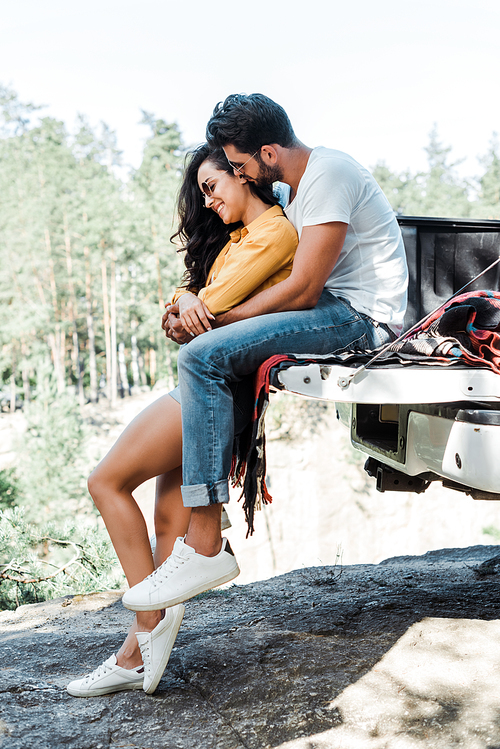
(153, 466, 191, 566)
(87, 394, 187, 668)
(115, 466, 191, 668)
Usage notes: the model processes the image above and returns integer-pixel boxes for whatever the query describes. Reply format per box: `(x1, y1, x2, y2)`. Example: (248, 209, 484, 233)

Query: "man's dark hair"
(206, 93, 297, 154)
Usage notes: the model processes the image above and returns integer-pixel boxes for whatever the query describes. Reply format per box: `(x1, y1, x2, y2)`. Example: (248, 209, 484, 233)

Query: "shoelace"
(137, 641, 151, 673)
(146, 549, 186, 589)
(84, 661, 112, 684)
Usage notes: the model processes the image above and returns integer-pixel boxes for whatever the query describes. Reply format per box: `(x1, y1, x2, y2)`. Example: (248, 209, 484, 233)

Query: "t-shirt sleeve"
(299, 157, 363, 228)
(198, 221, 297, 315)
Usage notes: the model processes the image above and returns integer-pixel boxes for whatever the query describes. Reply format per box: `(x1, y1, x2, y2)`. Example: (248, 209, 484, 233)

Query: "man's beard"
(254, 157, 284, 185)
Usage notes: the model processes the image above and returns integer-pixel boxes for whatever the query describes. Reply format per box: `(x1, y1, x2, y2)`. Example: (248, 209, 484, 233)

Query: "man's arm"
(163, 221, 347, 341)
(215, 221, 347, 326)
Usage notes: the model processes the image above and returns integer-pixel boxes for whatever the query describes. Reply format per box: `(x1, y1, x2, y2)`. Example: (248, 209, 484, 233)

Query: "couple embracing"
(67, 93, 408, 697)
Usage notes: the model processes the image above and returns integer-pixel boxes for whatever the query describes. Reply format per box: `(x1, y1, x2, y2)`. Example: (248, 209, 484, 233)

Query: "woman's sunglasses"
(200, 172, 231, 206)
(200, 179, 217, 198)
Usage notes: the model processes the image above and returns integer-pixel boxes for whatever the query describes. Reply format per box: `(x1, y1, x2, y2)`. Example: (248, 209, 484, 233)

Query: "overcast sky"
(1, 0, 499, 178)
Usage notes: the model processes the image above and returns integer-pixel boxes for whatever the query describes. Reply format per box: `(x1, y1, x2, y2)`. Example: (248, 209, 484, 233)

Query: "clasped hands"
(161, 292, 215, 344)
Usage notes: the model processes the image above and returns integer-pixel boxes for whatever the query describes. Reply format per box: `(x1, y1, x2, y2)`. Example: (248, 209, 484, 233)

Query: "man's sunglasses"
(224, 149, 260, 175)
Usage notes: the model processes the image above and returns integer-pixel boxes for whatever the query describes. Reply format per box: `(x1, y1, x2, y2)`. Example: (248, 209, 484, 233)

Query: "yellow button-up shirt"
(172, 205, 298, 315)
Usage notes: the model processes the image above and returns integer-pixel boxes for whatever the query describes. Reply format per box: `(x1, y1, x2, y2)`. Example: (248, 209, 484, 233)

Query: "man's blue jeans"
(177, 291, 393, 507)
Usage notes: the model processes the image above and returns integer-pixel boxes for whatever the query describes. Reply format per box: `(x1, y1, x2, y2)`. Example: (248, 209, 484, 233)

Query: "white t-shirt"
(282, 147, 408, 332)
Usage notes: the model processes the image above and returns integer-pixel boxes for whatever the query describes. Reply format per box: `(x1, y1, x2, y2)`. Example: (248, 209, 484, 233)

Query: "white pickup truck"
(276, 216, 500, 501)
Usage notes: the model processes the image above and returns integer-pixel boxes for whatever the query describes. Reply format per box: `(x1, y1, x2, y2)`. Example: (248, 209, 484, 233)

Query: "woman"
(66, 144, 298, 697)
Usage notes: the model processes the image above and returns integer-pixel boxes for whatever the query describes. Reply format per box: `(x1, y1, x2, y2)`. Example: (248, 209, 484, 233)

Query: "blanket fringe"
(229, 355, 298, 536)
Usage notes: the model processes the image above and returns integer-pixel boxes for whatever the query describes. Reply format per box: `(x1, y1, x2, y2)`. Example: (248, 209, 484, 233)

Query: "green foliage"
(0, 83, 40, 136)
(0, 385, 125, 611)
(473, 135, 500, 219)
(420, 127, 472, 217)
(372, 126, 500, 220)
(0, 86, 182, 403)
(0, 469, 19, 509)
(482, 525, 500, 542)
(0, 86, 188, 608)
(0, 507, 124, 610)
(14, 385, 92, 523)
(129, 113, 184, 384)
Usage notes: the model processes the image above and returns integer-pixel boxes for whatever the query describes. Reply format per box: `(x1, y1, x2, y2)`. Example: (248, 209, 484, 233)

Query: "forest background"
(0, 84, 499, 610)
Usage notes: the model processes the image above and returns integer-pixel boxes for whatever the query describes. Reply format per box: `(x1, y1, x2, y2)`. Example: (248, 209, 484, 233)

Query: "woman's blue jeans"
(177, 291, 392, 507)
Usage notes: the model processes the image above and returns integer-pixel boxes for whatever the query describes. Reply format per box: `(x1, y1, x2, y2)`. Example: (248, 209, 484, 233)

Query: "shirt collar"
(228, 204, 284, 244)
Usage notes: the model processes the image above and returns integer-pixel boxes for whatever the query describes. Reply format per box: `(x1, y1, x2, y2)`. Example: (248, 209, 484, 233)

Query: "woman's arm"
(177, 292, 215, 337)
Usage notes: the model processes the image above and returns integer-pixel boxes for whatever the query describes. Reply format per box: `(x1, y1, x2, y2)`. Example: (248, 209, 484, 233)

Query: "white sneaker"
(136, 604, 185, 694)
(122, 537, 240, 612)
(66, 655, 144, 697)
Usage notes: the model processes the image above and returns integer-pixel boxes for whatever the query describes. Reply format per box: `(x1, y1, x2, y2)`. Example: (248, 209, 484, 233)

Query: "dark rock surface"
(2, 545, 500, 748)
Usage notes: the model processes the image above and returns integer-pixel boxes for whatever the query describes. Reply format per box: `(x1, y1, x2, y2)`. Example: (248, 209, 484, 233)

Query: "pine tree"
(130, 113, 184, 388)
(473, 135, 500, 219)
(372, 127, 472, 218)
(0, 507, 123, 610)
(420, 127, 471, 217)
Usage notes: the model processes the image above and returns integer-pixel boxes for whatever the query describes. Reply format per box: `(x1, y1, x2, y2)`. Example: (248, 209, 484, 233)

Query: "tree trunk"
(22, 368, 31, 405)
(64, 215, 84, 407)
(101, 257, 112, 402)
(130, 320, 141, 391)
(84, 246, 98, 403)
(10, 372, 16, 414)
(151, 221, 164, 312)
(44, 228, 65, 393)
(72, 325, 84, 407)
(149, 342, 156, 388)
(128, 276, 141, 392)
(110, 254, 118, 407)
(21, 340, 30, 405)
(58, 327, 66, 390)
(86, 300, 97, 403)
(118, 341, 130, 397)
(47, 332, 63, 390)
(138, 352, 147, 387)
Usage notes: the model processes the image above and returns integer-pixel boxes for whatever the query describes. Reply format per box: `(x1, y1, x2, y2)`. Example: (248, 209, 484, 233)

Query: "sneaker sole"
(143, 604, 185, 695)
(123, 566, 240, 612)
(66, 681, 144, 697)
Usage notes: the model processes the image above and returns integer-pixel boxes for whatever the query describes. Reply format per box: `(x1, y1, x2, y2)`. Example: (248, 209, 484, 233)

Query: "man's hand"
(162, 302, 193, 344)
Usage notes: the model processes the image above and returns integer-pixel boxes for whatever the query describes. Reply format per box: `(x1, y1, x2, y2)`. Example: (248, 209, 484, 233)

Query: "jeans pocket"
(330, 332, 369, 355)
(333, 295, 362, 323)
(358, 315, 394, 349)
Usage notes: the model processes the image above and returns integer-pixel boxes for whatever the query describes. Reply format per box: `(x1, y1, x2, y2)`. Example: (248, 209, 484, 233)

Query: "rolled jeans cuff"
(181, 479, 230, 507)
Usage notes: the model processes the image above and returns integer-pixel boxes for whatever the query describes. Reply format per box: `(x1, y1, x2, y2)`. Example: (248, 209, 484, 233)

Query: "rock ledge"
(1, 545, 500, 749)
